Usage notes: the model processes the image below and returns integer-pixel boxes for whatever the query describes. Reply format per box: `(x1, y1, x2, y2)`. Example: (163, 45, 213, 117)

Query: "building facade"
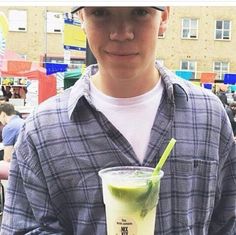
(1, 6, 85, 68)
(157, 6, 236, 80)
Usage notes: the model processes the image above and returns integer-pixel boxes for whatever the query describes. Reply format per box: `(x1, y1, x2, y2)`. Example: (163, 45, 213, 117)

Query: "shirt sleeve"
(2, 125, 17, 146)
(208, 115, 236, 234)
(0, 125, 66, 234)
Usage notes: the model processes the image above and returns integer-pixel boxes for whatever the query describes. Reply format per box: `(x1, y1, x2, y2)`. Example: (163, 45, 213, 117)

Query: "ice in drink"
(99, 166, 164, 235)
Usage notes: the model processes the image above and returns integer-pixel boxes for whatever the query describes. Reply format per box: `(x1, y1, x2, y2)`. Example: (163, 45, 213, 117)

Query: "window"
(215, 20, 231, 40)
(213, 61, 229, 80)
(181, 18, 198, 39)
(46, 12, 64, 33)
(180, 60, 197, 79)
(45, 57, 64, 64)
(8, 10, 27, 32)
(44, 56, 84, 69)
(69, 59, 84, 69)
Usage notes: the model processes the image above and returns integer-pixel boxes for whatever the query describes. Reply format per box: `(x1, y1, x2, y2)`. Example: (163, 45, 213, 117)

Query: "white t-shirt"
(90, 79, 164, 164)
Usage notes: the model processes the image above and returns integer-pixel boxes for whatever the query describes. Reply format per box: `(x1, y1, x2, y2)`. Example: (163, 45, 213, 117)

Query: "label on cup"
(114, 217, 137, 235)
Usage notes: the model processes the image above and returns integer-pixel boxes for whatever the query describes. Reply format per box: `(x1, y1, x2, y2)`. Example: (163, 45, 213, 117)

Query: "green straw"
(139, 138, 176, 217)
(152, 138, 176, 176)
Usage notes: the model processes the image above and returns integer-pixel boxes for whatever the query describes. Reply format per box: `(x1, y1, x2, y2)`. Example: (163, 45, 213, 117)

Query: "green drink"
(99, 166, 164, 235)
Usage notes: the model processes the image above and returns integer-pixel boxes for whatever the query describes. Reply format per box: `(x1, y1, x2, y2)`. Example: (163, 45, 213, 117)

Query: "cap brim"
(71, 7, 84, 14)
(152, 7, 165, 11)
(71, 6, 165, 14)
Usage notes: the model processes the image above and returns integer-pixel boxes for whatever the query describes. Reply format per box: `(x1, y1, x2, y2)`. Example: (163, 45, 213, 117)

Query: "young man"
(1, 7, 236, 235)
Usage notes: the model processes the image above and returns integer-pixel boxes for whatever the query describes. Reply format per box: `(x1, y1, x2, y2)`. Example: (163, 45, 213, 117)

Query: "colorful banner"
(230, 85, 236, 92)
(64, 18, 86, 51)
(0, 12, 8, 69)
(7, 60, 32, 73)
(175, 70, 193, 80)
(224, 73, 236, 85)
(200, 72, 216, 83)
(2, 76, 27, 86)
(45, 62, 68, 75)
(203, 83, 213, 90)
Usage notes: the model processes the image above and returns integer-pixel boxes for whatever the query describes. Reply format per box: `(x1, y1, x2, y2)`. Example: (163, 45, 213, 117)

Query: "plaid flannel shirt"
(1, 63, 236, 235)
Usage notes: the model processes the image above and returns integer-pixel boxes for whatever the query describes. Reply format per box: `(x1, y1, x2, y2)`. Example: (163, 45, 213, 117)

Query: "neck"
(92, 68, 160, 98)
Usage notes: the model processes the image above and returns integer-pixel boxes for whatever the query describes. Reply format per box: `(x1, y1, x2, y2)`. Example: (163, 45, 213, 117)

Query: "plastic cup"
(99, 166, 164, 235)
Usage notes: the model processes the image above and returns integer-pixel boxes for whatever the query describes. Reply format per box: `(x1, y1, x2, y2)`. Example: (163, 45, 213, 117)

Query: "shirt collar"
(155, 61, 189, 102)
(68, 62, 189, 119)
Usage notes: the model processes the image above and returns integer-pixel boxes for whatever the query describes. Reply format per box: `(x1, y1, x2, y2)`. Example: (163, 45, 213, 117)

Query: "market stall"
(0, 52, 56, 105)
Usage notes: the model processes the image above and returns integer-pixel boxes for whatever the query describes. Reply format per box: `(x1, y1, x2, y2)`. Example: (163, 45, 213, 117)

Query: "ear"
(158, 7, 170, 36)
(78, 10, 86, 33)
(78, 9, 84, 22)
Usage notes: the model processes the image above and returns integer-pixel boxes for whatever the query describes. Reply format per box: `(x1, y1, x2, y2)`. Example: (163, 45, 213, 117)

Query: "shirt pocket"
(157, 158, 218, 234)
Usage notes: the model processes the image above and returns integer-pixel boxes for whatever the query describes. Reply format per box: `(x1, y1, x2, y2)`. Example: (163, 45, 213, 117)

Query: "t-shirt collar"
(68, 62, 189, 119)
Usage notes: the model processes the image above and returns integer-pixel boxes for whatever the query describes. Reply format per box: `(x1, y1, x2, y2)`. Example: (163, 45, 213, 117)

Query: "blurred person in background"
(0, 96, 23, 118)
(0, 97, 7, 160)
(226, 102, 236, 136)
(12, 87, 21, 99)
(233, 91, 236, 101)
(217, 87, 228, 106)
(217, 89, 236, 136)
(0, 103, 24, 162)
(1, 86, 12, 102)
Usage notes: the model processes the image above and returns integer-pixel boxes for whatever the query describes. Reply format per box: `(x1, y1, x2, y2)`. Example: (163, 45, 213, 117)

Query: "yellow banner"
(0, 12, 8, 69)
(0, 12, 8, 38)
(64, 19, 86, 51)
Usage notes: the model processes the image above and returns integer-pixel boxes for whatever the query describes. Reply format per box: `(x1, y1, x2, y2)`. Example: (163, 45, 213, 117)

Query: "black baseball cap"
(71, 6, 165, 14)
